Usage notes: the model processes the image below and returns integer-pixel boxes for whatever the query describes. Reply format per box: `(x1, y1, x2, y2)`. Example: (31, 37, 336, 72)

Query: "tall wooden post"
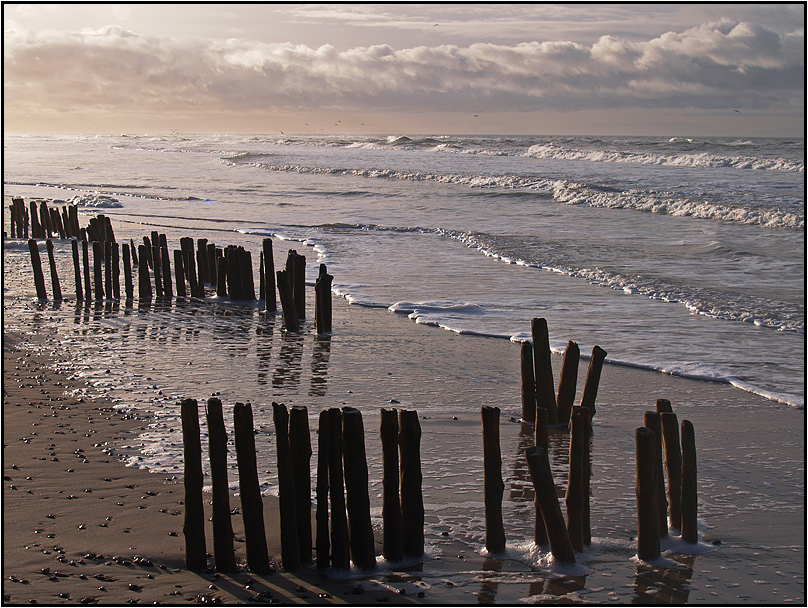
(534, 408, 549, 546)
(531, 318, 558, 425)
(635, 427, 660, 561)
(206, 398, 237, 573)
(660, 412, 682, 531)
(315, 410, 331, 570)
(327, 408, 350, 570)
(399, 410, 424, 559)
(27, 240, 47, 300)
(656, 399, 672, 414)
(137, 245, 152, 300)
(93, 241, 105, 300)
(566, 408, 585, 553)
(71, 239, 83, 301)
(233, 403, 270, 573)
(111, 242, 120, 300)
(525, 446, 575, 564)
(276, 270, 301, 332)
(273, 402, 301, 571)
(104, 241, 113, 300)
(643, 411, 668, 538)
(180, 399, 207, 570)
(482, 406, 506, 554)
(289, 406, 313, 565)
(580, 346, 607, 421)
(160, 246, 173, 299)
(680, 420, 698, 544)
(122, 243, 134, 300)
(44, 239, 62, 301)
(263, 238, 276, 312)
(207, 243, 217, 287)
(81, 240, 92, 300)
(556, 341, 579, 426)
(380, 408, 403, 562)
(315, 264, 333, 334)
(520, 341, 536, 424)
(197, 239, 209, 285)
(342, 407, 376, 570)
(173, 250, 186, 297)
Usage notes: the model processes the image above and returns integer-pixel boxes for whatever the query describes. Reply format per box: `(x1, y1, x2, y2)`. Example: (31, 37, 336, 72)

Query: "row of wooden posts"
(180, 401, 424, 572)
(8, 198, 112, 241)
(26, 230, 332, 333)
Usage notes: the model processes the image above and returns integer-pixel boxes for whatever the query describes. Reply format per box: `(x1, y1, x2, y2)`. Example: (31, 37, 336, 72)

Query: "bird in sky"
(734, 109, 741, 114)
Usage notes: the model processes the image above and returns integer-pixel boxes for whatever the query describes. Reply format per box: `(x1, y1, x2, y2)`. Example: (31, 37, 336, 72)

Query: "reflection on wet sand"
(632, 554, 694, 604)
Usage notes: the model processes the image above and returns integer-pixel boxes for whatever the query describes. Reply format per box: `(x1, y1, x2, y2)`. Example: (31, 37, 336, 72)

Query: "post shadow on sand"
(309, 335, 331, 396)
(273, 330, 305, 389)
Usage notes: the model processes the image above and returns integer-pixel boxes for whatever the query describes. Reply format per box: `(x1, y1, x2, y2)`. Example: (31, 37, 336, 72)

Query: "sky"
(3, 3, 805, 136)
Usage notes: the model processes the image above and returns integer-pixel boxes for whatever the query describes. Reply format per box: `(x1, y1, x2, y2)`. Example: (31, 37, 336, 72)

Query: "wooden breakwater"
(19, 206, 332, 333)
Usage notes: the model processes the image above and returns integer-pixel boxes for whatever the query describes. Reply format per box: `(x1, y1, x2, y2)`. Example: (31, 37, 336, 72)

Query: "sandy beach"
(3, 280, 804, 604)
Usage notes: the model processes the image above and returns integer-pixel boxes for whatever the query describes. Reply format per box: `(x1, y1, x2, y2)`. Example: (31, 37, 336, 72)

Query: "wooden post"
(93, 241, 104, 300)
(44, 240, 62, 301)
(341, 407, 376, 570)
(520, 341, 536, 424)
(151, 239, 164, 298)
(481, 406, 506, 554)
(233, 402, 270, 573)
(272, 402, 301, 571)
(276, 270, 301, 332)
(643, 411, 668, 538)
(533, 408, 549, 546)
(381, 408, 403, 562)
(110, 242, 120, 300)
(173, 250, 186, 297)
(225, 246, 242, 300)
(556, 341, 579, 427)
(660, 412, 682, 531)
(188, 243, 202, 298)
(240, 249, 256, 300)
(137, 245, 152, 300)
(160, 246, 173, 298)
(578, 406, 592, 547)
(206, 398, 237, 573)
(289, 406, 313, 565)
(315, 409, 331, 570)
(180, 399, 207, 571)
(123, 243, 134, 300)
(525, 446, 575, 564)
(263, 238, 276, 312)
(216, 256, 227, 297)
(315, 265, 333, 334)
(143, 235, 153, 269)
(130, 239, 139, 266)
(27, 240, 48, 300)
(30, 201, 42, 238)
(104, 241, 113, 300)
(566, 408, 585, 553)
(580, 346, 607, 421)
(655, 399, 672, 413)
(39, 201, 52, 238)
(82, 240, 92, 300)
(69, 205, 79, 239)
(327, 408, 351, 570)
(635, 427, 660, 561)
(286, 250, 306, 319)
(207, 243, 217, 287)
(680, 420, 698, 544)
(197, 239, 209, 285)
(531, 318, 558, 425)
(399, 410, 424, 559)
(71, 239, 83, 301)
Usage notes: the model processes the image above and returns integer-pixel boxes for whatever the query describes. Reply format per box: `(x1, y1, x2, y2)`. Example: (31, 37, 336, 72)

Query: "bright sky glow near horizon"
(3, 3, 805, 137)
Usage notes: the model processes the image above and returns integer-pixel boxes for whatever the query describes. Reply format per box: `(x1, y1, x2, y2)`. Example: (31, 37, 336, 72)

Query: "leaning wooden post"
(380, 408, 403, 562)
(122, 243, 134, 300)
(315, 409, 331, 570)
(263, 238, 276, 312)
(44, 240, 62, 301)
(399, 410, 424, 560)
(660, 412, 682, 531)
(27, 240, 48, 300)
(173, 250, 187, 297)
(341, 407, 376, 570)
(520, 341, 537, 424)
(525, 446, 576, 564)
(556, 341, 579, 427)
(93, 241, 105, 300)
(580, 345, 607, 421)
(276, 270, 301, 332)
(327, 408, 351, 570)
(643, 411, 668, 538)
(289, 406, 313, 565)
(71, 239, 83, 301)
(81, 240, 92, 300)
(137, 245, 152, 300)
(635, 427, 660, 561)
(273, 402, 302, 571)
(129, 239, 138, 266)
(566, 408, 585, 553)
(180, 399, 207, 571)
(578, 406, 592, 547)
(205, 397, 237, 573)
(482, 406, 506, 554)
(680, 420, 698, 544)
(531, 318, 558, 425)
(533, 408, 549, 546)
(233, 402, 270, 573)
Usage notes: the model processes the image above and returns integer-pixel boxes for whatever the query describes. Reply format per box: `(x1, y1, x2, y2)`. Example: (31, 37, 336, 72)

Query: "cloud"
(3, 17, 803, 126)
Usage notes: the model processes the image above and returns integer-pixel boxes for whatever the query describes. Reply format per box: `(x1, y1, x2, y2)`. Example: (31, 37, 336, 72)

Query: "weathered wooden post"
(525, 446, 575, 563)
(71, 239, 83, 301)
(660, 412, 682, 531)
(643, 411, 668, 538)
(315, 264, 333, 334)
(566, 408, 585, 553)
(207, 243, 217, 287)
(197, 239, 209, 285)
(225, 246, 243, 300)
(104, 241, 113, 299)
(315, 409, 331, 570)
(27, 240, 47, 300)
(287, 250, 306, 319)
(580, 346, 607, 421)
(380, 408, 403, 562)
(578, 406, 592, 547)
(482, 406, 506, 554)
(520, 341, 537, 424)
(239, 248, 256, 300)
(160, 246, 173, 298)
(142, 235, 153, 269)
(216, 256, 227, 297)
(111, 242, 120, 300)
(289, 406, 313, 565)
(263, 238, 276, 312)
(635, 427, 660, 561)
(399, 410, 424, 560)
(186, 240, 201, 298)
(680, 420, 698, 544)
(533, 407, 549, 546)
(82, 240, 92, 300)
(129, 239, 139, 266)
(180, 399, 207, 570)
(656, 399, 672, 414)
(342, 407, 376, 570)
(137, 245, 152, 300)
(93, 241, 105, 300)
(531, 318, 558, 425)
(30, 201, 42, 238)
(273, 402, 301, 571)
(39, 200, 52, 238)
(276, 270, 301, 332)
(206, 398, 237, 573)
(327, 408, 351, 570)
(44, 240, 62, 301)
(173, 250, 186, 297)
(233, 402, 270, 573)
(556, 341, 579, 426)
(123, 243, 134, 300)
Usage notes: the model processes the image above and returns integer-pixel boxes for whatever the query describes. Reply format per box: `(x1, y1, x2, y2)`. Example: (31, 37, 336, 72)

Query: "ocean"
(4, 133, 804, 408)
